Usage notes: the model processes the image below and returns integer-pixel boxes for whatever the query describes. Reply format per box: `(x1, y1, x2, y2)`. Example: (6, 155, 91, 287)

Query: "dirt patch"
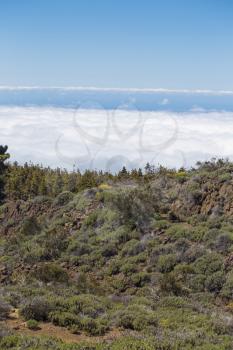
(5, 309, 122, 344)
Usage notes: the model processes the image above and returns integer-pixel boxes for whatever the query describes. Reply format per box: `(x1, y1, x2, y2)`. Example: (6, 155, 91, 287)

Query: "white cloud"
(0, 106, 233, 171)
(0, 86, 233, 96)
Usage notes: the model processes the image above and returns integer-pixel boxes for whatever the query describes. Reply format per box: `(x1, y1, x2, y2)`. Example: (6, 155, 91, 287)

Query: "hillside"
(1, 159, 233, 349)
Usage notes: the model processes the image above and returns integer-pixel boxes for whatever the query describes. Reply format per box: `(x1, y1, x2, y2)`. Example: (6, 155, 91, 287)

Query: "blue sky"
(0, 0, 233, 89)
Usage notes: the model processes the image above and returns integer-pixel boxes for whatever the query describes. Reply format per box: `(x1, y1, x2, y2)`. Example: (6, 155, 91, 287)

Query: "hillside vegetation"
(1, 157, 233, 349)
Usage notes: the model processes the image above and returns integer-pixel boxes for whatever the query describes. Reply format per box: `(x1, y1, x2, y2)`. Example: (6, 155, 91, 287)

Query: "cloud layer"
(0, 86, 233, 95)
(0, 106, 233, 172)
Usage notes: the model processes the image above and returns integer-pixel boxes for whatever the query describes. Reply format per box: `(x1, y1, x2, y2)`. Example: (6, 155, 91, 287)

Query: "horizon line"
(0, 86, 233, 95)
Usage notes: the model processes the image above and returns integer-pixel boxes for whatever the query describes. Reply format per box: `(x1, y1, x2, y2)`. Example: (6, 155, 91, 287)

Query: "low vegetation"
(1, 151, 233, 349)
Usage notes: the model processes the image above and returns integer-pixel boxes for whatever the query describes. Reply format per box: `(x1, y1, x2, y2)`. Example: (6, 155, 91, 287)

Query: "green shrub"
(107, 260, 121, 275)
(121, 239, 144, 257)
(205, 271, 225, 293)
(26, 319, 39, 330)
(152, 219, 170, 230)
(83, 210, 100, 227)
(130, 272, 151, 287)
(110, 337, 157, 350)
(68, 241, 91, 256)
(20, 216, 40, 235)
(159, 296, 188, 308)
(21, 242, 44, 264)
(183, 245, 205, 263)
(20, 297, 51, 321)
(116, 305, 157, 331)
(42, 229, 69, 259)
(218, 173, 232, 183)
(0, 299, 11, 320)
(159, 272, 183, 295)
(34, 263, 69, 283)
(221, 272, 233, 299)
(111, 275, 128, 292)
(193, 253, 223, 275)
(175, 238, 191, 254)
(100, 243, 118, 258)
(157, 254, 177, 273)
(68, 324, 81, 335)
(53, 191, 74, 206)
(113, 186, 160, 231)
(215, 234, 233, 253)
(49, 311, 80, 327)
(0, 335, 157, 350)
(188, 274, 206, 292)
(120, 263, 137, 276)
(203, 228, 220, 242)
(0, 325, 11, 339)
(81, 317, 109, 336)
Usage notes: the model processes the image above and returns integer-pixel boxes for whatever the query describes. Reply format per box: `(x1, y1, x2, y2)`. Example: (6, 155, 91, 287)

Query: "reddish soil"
(4, 309, 122, 344)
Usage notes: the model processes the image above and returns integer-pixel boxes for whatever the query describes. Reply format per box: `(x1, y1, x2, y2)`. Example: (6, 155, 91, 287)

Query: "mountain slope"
(1, 160, 233, 349)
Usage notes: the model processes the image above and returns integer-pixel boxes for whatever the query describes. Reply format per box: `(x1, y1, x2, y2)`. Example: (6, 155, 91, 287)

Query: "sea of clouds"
(1, 105, 233, 172)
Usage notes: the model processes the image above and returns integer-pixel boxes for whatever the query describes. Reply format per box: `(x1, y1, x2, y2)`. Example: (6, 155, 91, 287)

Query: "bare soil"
(4, 309, 122, 344)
